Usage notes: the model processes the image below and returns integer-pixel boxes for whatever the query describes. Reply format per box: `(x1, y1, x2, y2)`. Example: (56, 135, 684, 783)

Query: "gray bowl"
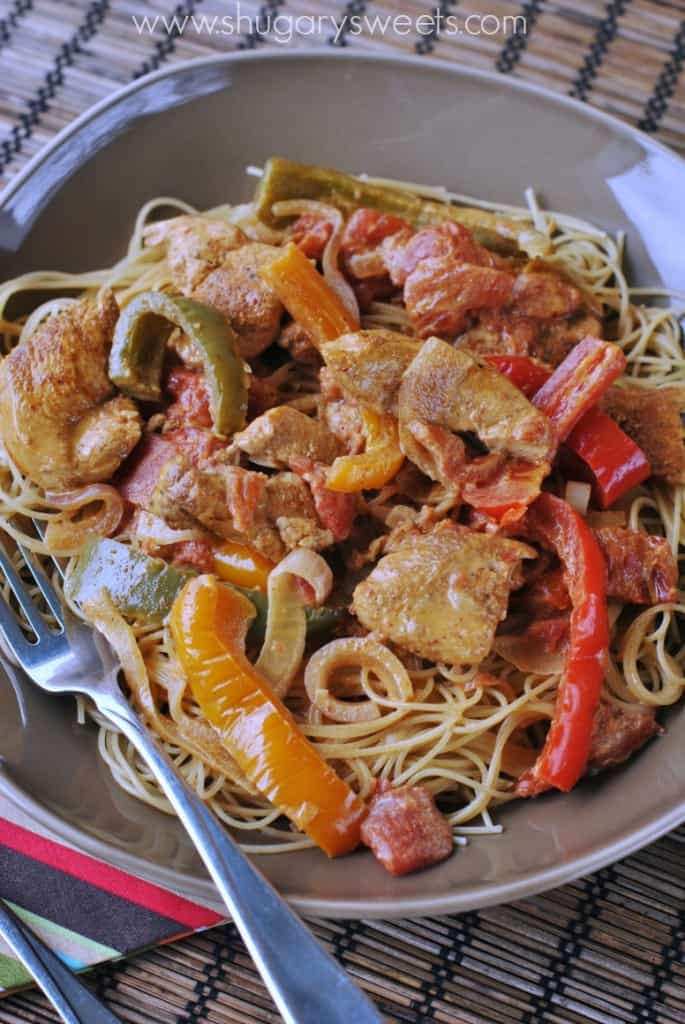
(1, 52, 684, 919)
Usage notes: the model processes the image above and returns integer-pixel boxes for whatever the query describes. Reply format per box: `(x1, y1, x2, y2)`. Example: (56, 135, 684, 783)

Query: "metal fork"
(0, 540, 384, 1024)
(0, 897, 122, 1023)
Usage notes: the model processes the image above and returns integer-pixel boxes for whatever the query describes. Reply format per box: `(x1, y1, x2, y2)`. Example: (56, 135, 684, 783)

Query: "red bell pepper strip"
(531, 337, 626, 442)
(516, 493, 609, 796)
(485, 355, 551, 399)
(486, 353, 651, 508)
(564, 406, 651, 509)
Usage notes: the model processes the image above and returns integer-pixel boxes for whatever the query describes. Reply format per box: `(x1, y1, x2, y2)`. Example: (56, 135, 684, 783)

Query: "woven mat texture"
(1, 1, 685, 1020)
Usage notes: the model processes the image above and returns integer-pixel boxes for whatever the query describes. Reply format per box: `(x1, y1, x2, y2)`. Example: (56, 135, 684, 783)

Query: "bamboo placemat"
(1, 1, 685, 1021)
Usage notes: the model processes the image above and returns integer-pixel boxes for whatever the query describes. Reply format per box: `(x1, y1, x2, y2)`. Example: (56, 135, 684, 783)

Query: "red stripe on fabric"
(0, 819, 222, 930)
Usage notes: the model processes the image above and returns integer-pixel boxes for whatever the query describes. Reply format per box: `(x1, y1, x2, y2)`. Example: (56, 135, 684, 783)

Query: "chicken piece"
(398, 337, 555, 484)
(322, 395, 364, 454)
(352, 522, 535, 663)
(458, 310, 603, 367)
(277, 321, 320, 365)
(264, 472, 334, 553)
(533, 312, 604, 366)
(321, 330, 421, 416)
(602, 384, 685, 485)
(152, 455, 263, 539)
(456, 313, 538, 358)
(234, 406, 342, 468)
(587, 702, 659, 773)
(595, 527, 678, 605)
(147, 216, 283, 359)
(510, 266, 585, 320)
(0, 291, 141, 491)
(145, 216, 247, 291)
(404, 257, 515, 341)
(193, 244, 283, 359)
(319, 367, 365, 454)
(360, 781, 453, 876)
(152, 452, 336, 560)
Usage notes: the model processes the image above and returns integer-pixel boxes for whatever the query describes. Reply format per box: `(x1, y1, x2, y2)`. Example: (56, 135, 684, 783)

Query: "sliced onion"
(564, 480, 591, 516)
(304, 636, 413, 723)
(45, 484, 123, 553)
(254, 549, 333, 698)
(83, 590, 242, 780)
(273, 548, 333, 605)
(133, 511, 200, 547)
(272, 199, 360, 328)
(493, 634, 564, 676)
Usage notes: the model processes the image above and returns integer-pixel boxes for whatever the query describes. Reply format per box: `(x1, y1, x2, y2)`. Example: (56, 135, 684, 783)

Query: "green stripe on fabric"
(0, 952, 31, 990)
(6, 902, 120, 967)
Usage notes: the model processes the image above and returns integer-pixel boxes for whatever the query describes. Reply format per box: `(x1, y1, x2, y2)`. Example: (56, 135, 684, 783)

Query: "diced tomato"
(463, 460, 550, 526)
(289, 457, 357, 542)
(168, 538, 215, 574)
(387, 222, 501, 286)
(596, 526, 678, 604)
(223, 466, 267, 536)
(290, 214, 334, 260)
(116, 434, 177, 509)
(165, 367, 213, 430)
(360, 781, 453, 876)
(404, 258, 515, 340)
(340, 208, 410, 257)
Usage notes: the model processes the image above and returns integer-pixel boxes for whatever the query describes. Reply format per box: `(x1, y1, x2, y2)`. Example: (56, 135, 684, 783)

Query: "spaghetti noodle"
(0, 169, 682, 855)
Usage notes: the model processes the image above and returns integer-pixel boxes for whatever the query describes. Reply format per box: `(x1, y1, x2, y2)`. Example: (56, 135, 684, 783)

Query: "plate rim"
(2, 48, 685, 919)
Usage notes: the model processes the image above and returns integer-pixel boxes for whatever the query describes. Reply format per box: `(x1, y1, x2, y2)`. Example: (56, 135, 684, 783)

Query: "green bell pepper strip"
(236, 585, 344, 647)
(109, 292, 248, 435)
(255, 158, 547, 256)
(67, 538, 345, 636)
(66, 539, 195, 622)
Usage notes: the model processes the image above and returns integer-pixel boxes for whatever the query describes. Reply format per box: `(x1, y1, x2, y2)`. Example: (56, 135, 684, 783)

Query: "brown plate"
(1, 52, 684, 918)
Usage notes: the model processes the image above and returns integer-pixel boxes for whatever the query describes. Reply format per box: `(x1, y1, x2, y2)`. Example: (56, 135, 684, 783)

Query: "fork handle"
(98, 695, 383, 1024)
(0, 899, 121, 1024)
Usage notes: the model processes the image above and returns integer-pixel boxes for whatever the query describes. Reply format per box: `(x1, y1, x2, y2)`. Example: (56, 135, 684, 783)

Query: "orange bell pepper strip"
(170, 575, 366, 857)
(326, 409, 404, 493)
(260, 242, 357, 348)
(213, 541, 274, 592)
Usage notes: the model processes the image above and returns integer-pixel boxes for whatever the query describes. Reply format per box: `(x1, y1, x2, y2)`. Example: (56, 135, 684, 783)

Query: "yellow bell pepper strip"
(326, 409, 404, 492)
(260, 242, 357, 348)
(109, 291, 248, 435)
(66, 538, 194, 622)
(170, 575, 366, 856)
(213, 541, 274, 592)
(255, 157, 548, 256)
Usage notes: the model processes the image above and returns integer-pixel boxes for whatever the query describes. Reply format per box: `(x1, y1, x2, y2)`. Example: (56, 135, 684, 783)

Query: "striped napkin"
(0, 804, 223, 995)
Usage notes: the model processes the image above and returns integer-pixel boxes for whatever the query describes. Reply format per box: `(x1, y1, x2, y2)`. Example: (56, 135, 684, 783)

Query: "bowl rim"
(2, 48, 685, 919)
